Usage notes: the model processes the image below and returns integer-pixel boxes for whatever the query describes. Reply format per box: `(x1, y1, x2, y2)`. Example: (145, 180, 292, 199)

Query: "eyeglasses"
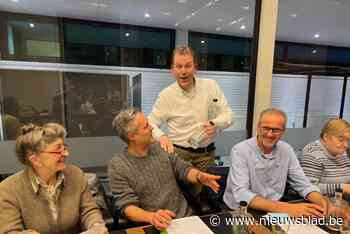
(41, 144, 69, 155)
(260, 126, 284, 135)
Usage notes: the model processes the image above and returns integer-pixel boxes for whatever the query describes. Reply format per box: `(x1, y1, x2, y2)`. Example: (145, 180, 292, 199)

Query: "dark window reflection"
(63, 19, 175, 68)
(189, 31, 251, 72)
(62, 72, 131, 137)
(0, 70, 63, 140)
(1, 12, 61, 62)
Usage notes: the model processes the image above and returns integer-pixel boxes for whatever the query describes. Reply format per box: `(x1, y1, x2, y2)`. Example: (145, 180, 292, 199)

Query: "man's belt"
(174, 143, 216, 154)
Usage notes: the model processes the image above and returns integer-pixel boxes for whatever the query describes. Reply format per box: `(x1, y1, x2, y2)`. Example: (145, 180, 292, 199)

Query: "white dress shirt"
(148, 77, 233, 148)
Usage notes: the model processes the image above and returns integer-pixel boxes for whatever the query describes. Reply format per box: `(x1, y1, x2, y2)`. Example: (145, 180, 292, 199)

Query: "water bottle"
(230, 201, 254, 234)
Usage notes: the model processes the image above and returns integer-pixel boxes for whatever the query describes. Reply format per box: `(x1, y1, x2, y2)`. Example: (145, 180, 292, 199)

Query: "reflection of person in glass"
(302, 118, 350, 196)
(148, 45, 233, 170)
(0, 123, 108, 234)
(2, 96, 21, 140)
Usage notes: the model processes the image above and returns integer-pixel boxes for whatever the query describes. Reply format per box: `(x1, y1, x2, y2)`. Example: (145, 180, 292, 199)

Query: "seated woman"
(302, 118, 350, 196)
(0, 123, 108, 234)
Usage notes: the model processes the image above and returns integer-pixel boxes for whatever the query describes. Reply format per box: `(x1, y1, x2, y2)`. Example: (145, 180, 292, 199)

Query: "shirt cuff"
(302, 185, 320, 199)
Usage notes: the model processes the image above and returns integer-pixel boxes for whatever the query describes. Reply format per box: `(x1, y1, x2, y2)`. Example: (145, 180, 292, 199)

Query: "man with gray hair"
(108, 107, 221, 230)
(223, 108, 328, 217)
(148, 44, 233, 170)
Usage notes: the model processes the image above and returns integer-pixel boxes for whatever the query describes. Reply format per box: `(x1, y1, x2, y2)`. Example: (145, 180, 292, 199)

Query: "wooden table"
(110, 211, 272, 234)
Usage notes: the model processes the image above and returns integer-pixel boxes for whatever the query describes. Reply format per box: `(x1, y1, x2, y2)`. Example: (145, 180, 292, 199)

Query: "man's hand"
(281, 203, 324, 218)
(203, 121, 216, 143)
(198, 172, 221, 193)
(159, 135, 174, 154)
(343, 184, 350, 194)
(150, 209, 176, 230)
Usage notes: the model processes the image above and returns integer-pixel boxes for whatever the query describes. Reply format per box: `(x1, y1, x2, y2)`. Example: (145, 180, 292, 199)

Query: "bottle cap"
(239, 201, 248, 207)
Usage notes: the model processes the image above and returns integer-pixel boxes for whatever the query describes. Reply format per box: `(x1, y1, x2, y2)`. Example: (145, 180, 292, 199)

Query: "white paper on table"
(167, 216, 214, 234)
(279, 224, 329, 234)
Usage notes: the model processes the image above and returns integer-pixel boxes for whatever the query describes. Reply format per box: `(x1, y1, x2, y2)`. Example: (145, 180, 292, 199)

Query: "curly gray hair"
(112, 107, 140, 143)
(15, 123, 67, 165)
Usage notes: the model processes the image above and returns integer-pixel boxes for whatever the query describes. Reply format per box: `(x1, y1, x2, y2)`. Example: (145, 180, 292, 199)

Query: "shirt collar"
(29, 168, 65, 195)
(253, 136, 277, 159)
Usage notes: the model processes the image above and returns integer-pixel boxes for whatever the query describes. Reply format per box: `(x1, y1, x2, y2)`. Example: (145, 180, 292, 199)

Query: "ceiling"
(1, 0, 350, 47)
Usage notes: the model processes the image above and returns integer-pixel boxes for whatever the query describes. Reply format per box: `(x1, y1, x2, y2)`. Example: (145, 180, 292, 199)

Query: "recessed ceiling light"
(144, 13, 151, 18)
(201, 40, 206, 44)
(314, 33, 320, 38)
(177, 0, 187, 3)
(175, 23, 179, 27)
(290, 14, 297, 18)
(29, 23, 35, 28)
(312, 49, 317, 54)
(162, 12, 172, 16)
(125, 32, 130, 37)
(216, 27, 222, 31)
(206, 1, 214, 7)
(11, 0, 19, 2)
(191, 12, 196, 16)
(242, 5, 249, 10)
(89, 2, 108, 7)
(240, 25, 246, 30)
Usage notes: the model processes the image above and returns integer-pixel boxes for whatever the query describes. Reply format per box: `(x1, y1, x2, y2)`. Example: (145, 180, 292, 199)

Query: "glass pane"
(2, 13, 60, 61)
(343, 78, 350, 122)
(271, 74, 307, 128)
(0, 69, 63, 140)
(307, 76, 343, 127)
(63, 19, 174, 68)
(63, 72, 130, 137)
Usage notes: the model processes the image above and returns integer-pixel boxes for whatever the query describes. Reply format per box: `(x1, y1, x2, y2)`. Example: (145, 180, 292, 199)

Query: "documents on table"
(167, 216, 214, 234)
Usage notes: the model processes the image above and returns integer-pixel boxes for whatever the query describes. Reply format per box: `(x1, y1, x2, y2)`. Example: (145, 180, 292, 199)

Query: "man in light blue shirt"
(223, 108, 328, 217)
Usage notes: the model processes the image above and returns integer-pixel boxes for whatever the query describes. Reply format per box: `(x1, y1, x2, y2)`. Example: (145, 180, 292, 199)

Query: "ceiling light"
(216, 27, 221, 31)
(191, 12, 196, 16)
(242, 6, 249, 10)
(29, 23, 35, 28)
(312, 49, 317, 54)
(125, 32, 130, 37)
(206, 1, 214, 7)
(314, 34, 320, 38)
(11, 0, 19, 2)
(240, 25, 246, 30)
(290, 14, 297, 18)
(177, 0, 187, 3)
(144, 13, 151, 18)
(201, 40, 206, 44)
(89, 2, 108, 7)
(175, 23, 179, 27)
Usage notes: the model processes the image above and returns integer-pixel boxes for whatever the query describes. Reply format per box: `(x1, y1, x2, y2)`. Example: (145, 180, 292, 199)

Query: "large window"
(63, 19, 175, 68)
(189, 31, 251, 72)
(0, 12, 61, 62)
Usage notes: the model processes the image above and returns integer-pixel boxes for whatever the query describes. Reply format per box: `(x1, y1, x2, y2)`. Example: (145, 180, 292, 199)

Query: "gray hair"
(15, 123, 67, 165)
(258, 108, 287, 129)
(112, 107, 140, 143)
(172, 44, 197, 66)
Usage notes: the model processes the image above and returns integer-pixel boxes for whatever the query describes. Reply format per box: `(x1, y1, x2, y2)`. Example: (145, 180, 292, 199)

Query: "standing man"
(223, 108, 328, 217)
(148, 45, 233, 170)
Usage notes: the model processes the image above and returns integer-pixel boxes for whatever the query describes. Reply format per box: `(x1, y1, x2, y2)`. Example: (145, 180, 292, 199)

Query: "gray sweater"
(108, 144, 193, 218)
(302, 140, 350, 196)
